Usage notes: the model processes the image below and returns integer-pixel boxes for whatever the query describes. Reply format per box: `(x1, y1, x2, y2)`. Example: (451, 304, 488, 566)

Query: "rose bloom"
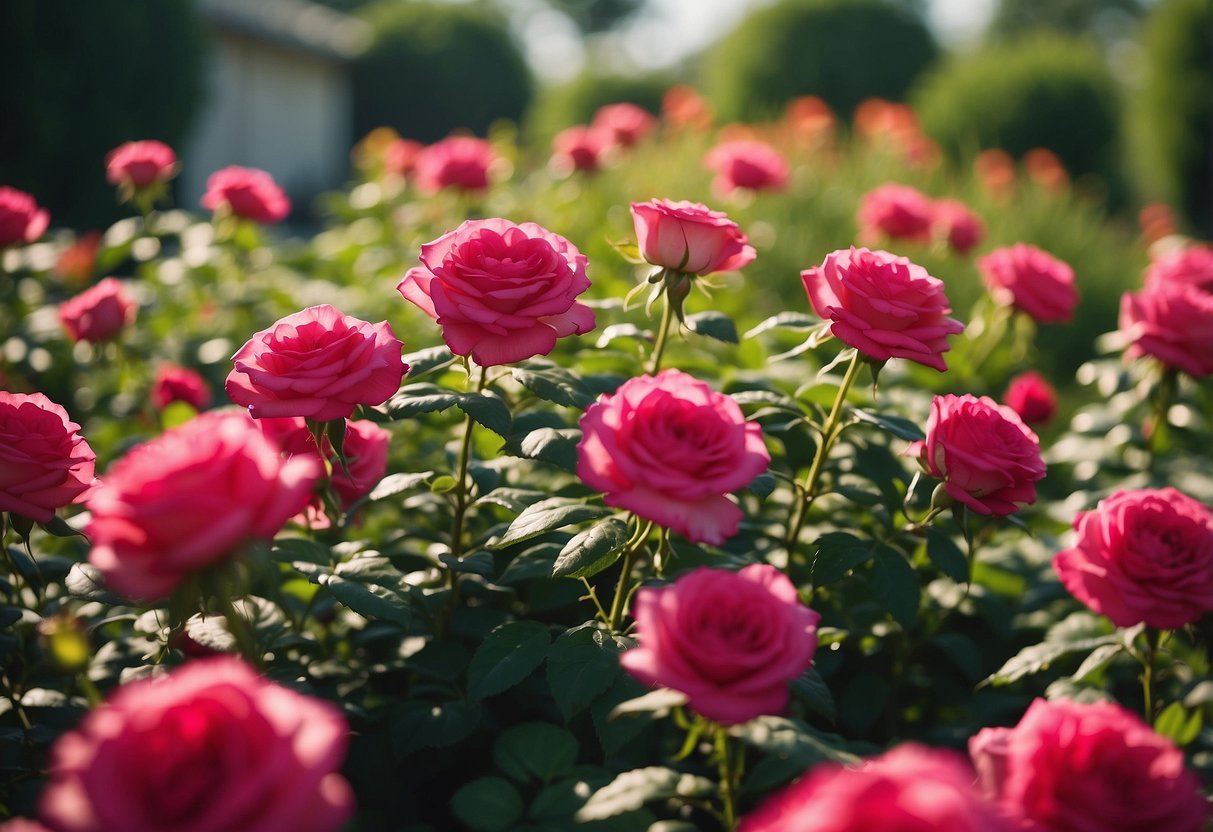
(978, 244, 1079, 323)
(620, 564, 819, 725)
(200, 165, 291, 224)
(970, 698, 1209, 832)
(550, 125, 612, 174)
(40, 657, 354, 832)
(258, 416, 390, 511)
(857, 183, 934, 244)
(384, 137, 424, 178)
(0, 392, 96, 523)
(0, 186, 50, 247)
(1053, 487, 1213, 629)
(1003, 371, 1058, 426)
(1119, 281, 1213, 378)
(801, 247, 964, 372)
(86, 410, 322, 600)
(591, 102, 657, 148)
(577, 369, 769, 545)
(58, 277, 137, 344)
(741, 744, 1012, 832)
(227, 304, 407, 421)
(105, 140, 178, 189)
(413, 136, 498, 195)
(630, 198, 756, 276)
(398, 218, 595, 366)
(150, 364, 212, 411)
(908, 394, 1045, 516)
(703, 139, 790, 196)
(1144, 245, 1213, 293)
(0, 820, 52, 832)
(931, 198, 985, 255)
(663, 84, 713, 132)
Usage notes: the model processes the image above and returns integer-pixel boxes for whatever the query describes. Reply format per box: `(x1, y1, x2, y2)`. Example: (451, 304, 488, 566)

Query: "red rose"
(414, 136, 498, 194)
(1002, 371, 1058, 425)
(978, 243, 1079, 323)
(630, 199, 756, 275)
(1119, 282, 1213, 378)
(201, 165, 291, 224)
(591, 102, 657, 148)
(150, 364, 212, 411)
(105, 140, 178, 190)
(931, 198, 985, 255)
(0, 186, 50, 247)
(58, 277, 137, 344)
(857, 183, 934, 245)
(0, 392, 96, 523)
(703, 139, 790, 195)
(551, 125, 612, 174)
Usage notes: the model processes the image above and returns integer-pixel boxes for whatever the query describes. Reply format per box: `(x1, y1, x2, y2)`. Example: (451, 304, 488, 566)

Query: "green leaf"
(790, 667, 836, 722)
(1155, 701, 1202, 746)
(553, 517, 630, 579)
(271, 537, 332, 565)
(609, 238, 646, 265)
(366, 471, 434, 502)
(1071, 643, 1124, 682)
(849, 409, 925, 441)
(926, 527, 969, 583)
(504, 427, 581, 473)
(439, 551, 496, 576)
(381, 383, 462, 419)
(869, 545, 919, 629)
(492, 499, 612, 549)
(685, 310, 738, 344)
(320, 559, 413, 626)
(608, 687, 688, 719)
(810, 532, 873, 586)
(400, 345, 456, 377)
(743, 311, 819, 338)
(451, 777, 524, 832)
(39, 515, 87, 539)
(497, 543, 563, 585)
(65, 563, 129, 606)
(733, 716, 860, 792)
(985, 629, 1120, 687)
(494, 722, 579, 784)
(512, 366, 595, 409)
(467, 620, 551, 700)
(575, 768, 715, 821)
(596, 323, 646, 349)
(456, 392, 512, 438)
(744, 472, 777, 499)
(546, 623, 623, 719)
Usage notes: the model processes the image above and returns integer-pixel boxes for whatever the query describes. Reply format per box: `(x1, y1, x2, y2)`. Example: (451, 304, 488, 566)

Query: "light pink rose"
(970, 698, 1209, 832)
(150, 364, 212, 411)
(398, 218, 595, 366)
(577, 369, 769, 545)
(741, 743, 1011, 832)
(258, 416, 390, 512)
(105, 140, 178, 189)
(591, 102, 657, 148)
(200, 166, 291, 224)
(801, 247, 964, 371)
(703, 139, 790, 195)
(40, 658, 354, 832)
(1119, 282, 1213, 378)
(907, 394, 1045, 516)
(551, 125, 612, 174)
(1144, 245, 1213, 293)
(0, 392, 96, 524)
(931, 198, 985, 255)
(86, 410, 322, 600)
(227, 304, 407, 421)
(630, 199, 757, 275)
(1003, 371, 1058, 426)
(58, 277, 137, 344)
(857, 183, 934, 245)
(0, 186, 50, 247)
(414, 136, 498, 194)
(620, 564, 819, 725)
(1054, 487, 1213, 629)
(978, 244, 1079, 323)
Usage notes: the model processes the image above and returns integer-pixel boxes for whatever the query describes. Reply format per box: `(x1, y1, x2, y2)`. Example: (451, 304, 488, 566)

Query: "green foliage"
(987, 0, 1146, 41)
(525, 70, 672, 143)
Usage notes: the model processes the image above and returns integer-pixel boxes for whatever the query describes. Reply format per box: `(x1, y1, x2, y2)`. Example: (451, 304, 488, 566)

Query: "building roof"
(198, 0, 371, 60)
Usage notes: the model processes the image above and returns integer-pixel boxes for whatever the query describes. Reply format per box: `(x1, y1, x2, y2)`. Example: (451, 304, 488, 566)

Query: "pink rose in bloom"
(58, 277, 137, 344)
(1144, 245, 1213, 293)
(741, 743, 1011, 832)
(227, 304, 407, 421)
(200, 165, 291, 224)
(105, 140, 178, 189)
(398, 218, 595, 366)
(258, 416, 391, 510)
(857, 183, 934, 245)
(620, 564, 819, 725)
(1053, 487, 1213, 628)
(630, 199, 756, 275)
(931, 198, 985, 254)
(908, 394, 1045, 516)
(551, 125, 612, 174)
(40, 658, 354, 832)
(0, 186, 50, 247)
(0, 392, 96, 524)
(385, 138, 424, 177)
(1119, 282, 1213, 377)
(970, 698, 1209, 832)
(414, 136, 498, 195)
(591, 102, 657, 148)
(86, 410, 322, 600)
(1003, 371, 1058, 425)
(703, 139, 790, 195)
(978, 244, 1079, 323)
(150, 364, 212, 411)
(577, 369, 769, 545)
(801, 247, 964, 372)
(0, 820, 52, 832)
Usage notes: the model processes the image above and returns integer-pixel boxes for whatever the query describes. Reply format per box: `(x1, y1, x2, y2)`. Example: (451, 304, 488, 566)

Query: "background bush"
(524, 69, 673, 143)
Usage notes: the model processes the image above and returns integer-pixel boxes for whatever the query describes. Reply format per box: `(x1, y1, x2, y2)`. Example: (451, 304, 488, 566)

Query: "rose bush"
(857, 183, 934, 245)
(630, 199, 756, 275)
(58, 278, 137, 345)
(551, 125, 612, 174)
(0, 392, 95, 523)
(592, 102, 657, 148)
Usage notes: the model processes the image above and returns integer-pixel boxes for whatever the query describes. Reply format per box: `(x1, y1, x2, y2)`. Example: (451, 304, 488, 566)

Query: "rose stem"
(448, 363, 487, 564)
(648, 286, 677, 375)
(1142, 626, 1160, 722)
(607, 519, 654, 633)
(714, 725, 740, 831)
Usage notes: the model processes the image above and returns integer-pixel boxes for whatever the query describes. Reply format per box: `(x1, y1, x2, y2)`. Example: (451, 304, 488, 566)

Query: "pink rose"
(0, 392, 96, 524)
(414, 136, 498, 195)
(931, 198, 985, 255)
(385, 138, 424, 177)
(551, 125, 612, 174)
(150, 364, 212, 411)
(703, 139, 790, 195)
(227, 304, 407, 421)
(978, 244, 1079, 323)
(1054, 487, 1213, 628)
(105, 140, 178, 189)
(398, 218, 595, 366)
(1144, 245, 1213, 293)
(0, 820, 52, 832)
(591, 102, 657, 148)
(801, 247, 964, 372)
(258, 416, 390, 510)
(577, 369, 769, 545)
(741, 744, 1011, 832)
(970, 698, 1209, 832)
(58, 277, 137, 344)
(40, 658, 354, 832)
(1003, 371, 1058, 425)
(0, 186, 50, 247)
(1119, 282, 1213, 378)
(620, 564, 819, 725)
(908, 394, 1045, 516)
(86, 410, 322, 600)
(200, 165, 291, 224)
(857, 183, 934, 245)
(630, 199, 757, 275)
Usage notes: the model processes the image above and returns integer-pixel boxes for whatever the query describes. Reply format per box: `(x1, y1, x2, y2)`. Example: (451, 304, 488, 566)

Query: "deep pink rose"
(200, 165, 291, 224)
(1144, 245, 1213, 293)
(385, 138, 424, 177)
(227, 304, 407, 421)
(591, 102, 657, 148)
(1054, 487, 1213, 629)
(620, 564, 819, 725)
(551, 125, 612, 174)
(414, 136, 498, 194)
(577, 369, 769, 545)
(150, 364, 212, 411)
(258, 416, 390, 512)
(105, 140, 178, 189)
(1119, 282, 1213, 378)
(86, 410, 322, 600)
(801, 247, 964, 372)
(908, 394, 1045, 516)
(630, 199, 757, 275)
(970, 698, 1209, 832)
(58, 277, 137, 344)
(931, 198, 985, 255)
(857, 183, 934, 244)
(741, 743, 1011, 832)
(40, 658, 354, 832)
(0, 186, 50, 247)
(978, 244, 1079, 323)
(0, 392, 96, 523)
(1003, 371, 1058, 426)
(703, 139, 790, 195)
(398, 218, 595, 366)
